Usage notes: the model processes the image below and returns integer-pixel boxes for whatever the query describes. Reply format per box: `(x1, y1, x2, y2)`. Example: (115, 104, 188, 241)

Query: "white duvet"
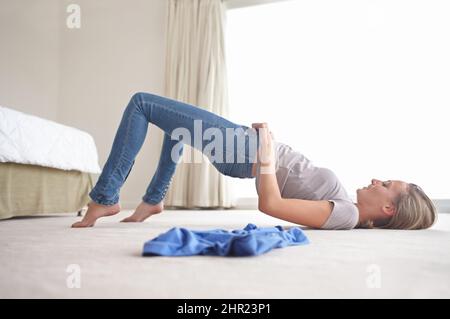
(0, 106, 101, 174)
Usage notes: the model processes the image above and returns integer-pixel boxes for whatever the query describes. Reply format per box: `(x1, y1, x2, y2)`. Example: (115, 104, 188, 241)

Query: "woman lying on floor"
(71, 92, 437, 230)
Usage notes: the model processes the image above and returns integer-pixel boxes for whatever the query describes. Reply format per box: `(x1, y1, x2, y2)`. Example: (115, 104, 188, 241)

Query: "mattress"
(0, 162, 94, 220)
(0, 106, 101, 173)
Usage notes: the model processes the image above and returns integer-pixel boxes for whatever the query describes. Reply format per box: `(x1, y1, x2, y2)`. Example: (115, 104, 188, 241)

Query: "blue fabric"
(89, 92, 259, 206)
(142, 223, 309, 257)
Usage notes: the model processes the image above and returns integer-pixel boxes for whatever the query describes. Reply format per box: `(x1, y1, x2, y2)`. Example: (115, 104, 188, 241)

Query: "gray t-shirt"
(255, 141, 359, 230)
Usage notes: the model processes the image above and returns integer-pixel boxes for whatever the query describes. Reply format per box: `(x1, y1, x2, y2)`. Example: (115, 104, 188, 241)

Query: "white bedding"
(0, 106, 101, 174)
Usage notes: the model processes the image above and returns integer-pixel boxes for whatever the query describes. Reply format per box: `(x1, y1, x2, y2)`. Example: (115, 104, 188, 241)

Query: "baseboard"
(234, 197, 258, 209)
(119, 198, 450, 213)
(434, 199, 450, 214)
(119, 198, 258, 210)
(225, 0, 292, 10)
(119, 201, 140, 210)
(234, 198, 450, 213)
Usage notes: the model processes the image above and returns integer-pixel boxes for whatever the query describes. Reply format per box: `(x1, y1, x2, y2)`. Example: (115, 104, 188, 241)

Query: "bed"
(0, 106, 101, 220)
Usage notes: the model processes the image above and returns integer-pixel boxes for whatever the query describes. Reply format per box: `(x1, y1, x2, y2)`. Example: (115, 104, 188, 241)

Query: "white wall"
(0, 0, 168, 209)
(57, 0, 168, 208)
(226, 0, 450, 211)
(0, 0, 60, 120)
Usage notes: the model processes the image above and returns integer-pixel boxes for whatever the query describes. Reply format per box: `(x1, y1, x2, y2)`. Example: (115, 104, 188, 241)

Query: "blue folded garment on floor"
(142, 223, 309, 257)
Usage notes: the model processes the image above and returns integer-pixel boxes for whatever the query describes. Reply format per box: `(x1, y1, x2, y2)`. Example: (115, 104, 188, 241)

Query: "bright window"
(225, 0, 450, 200)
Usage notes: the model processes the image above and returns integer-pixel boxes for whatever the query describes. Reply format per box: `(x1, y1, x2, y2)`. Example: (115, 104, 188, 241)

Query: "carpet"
(1, 210, 449, 298)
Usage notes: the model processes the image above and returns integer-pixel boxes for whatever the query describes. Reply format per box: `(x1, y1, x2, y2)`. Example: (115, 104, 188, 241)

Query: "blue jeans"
(89, 92, 260, 206)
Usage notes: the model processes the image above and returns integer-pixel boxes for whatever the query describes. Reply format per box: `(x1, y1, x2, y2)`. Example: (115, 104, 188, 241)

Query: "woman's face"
(357, 179, 409, 215)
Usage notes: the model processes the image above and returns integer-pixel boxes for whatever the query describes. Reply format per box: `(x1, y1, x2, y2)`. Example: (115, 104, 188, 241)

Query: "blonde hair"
(358, 183, 438, 230)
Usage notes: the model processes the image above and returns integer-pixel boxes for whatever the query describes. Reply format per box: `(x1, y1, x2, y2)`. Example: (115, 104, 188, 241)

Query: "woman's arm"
(254, 123, 333, 228)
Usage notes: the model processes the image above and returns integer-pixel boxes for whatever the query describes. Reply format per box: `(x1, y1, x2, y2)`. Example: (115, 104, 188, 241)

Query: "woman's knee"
(131, 92, 150, 105)
(129, 92, 157, 115)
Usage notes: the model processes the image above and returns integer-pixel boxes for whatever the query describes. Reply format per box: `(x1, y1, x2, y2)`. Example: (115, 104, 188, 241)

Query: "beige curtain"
(162, 0, 235, 208)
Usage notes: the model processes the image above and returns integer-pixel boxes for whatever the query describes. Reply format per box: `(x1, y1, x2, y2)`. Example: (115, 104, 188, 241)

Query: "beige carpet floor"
(1, 210, 449, 298)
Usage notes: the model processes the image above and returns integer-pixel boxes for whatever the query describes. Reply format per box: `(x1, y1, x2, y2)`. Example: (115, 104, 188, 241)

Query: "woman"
(72, 92, 437, 230)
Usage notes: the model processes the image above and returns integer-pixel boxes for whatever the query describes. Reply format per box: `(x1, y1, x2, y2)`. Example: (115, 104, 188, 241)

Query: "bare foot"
(121, 201, 164, 223)
(71, 201, 121, 228)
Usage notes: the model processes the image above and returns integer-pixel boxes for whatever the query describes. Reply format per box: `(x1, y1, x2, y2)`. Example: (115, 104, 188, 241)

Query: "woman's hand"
(252, 122, 275, 174)
(252, 123, 275, 139)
